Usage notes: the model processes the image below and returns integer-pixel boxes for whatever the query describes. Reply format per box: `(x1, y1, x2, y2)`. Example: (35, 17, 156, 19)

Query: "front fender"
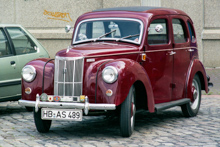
(96, 59, 155, 113)
(186, 59, 208, 99)
(22, 58, 54, 101)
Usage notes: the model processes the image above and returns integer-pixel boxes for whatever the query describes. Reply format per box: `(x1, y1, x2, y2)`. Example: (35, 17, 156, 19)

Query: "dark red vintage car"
(19, 7, 212, 137)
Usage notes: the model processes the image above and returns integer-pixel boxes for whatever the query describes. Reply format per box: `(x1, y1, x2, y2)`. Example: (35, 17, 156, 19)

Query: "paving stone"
(0, 96, 220, 146)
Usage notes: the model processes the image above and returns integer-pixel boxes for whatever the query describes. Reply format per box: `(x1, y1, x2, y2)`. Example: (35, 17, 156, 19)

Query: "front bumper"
(18, 94, 116, 115)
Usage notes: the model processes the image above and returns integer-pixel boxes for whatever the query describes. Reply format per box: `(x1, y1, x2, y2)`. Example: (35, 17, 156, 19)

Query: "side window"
(172, 19, 187, 43)
(6, 27, 37, 55)
(0, 29, 11, 57)
(148, 19, 168, 45)
(187, 21, 196, 42)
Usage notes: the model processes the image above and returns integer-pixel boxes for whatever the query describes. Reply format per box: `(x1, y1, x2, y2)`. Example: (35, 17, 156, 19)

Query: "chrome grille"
(54, 56, 84, 97)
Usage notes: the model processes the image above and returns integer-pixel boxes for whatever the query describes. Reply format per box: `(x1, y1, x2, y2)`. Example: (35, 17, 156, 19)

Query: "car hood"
(56, 42, 140, 58)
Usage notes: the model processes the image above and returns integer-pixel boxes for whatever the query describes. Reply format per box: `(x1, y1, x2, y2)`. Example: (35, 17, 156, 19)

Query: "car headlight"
(102, 66, 118, 83)
(21, 65, 36, 82)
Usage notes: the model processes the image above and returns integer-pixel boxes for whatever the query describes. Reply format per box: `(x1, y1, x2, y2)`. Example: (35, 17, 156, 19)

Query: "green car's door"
(0, 28, 21, 101)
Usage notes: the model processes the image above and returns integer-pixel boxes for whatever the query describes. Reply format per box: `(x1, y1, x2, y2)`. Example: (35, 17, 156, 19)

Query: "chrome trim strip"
(0, 78, 21, 87)
(19, 100, 116, 110)
(144, 47, 198, 53)
(85, 51, 140, 58)
(55, 56, 84, 60)
(82, 47, 198, 58)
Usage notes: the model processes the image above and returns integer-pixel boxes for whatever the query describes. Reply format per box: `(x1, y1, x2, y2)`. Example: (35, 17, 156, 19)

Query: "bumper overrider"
(18, 94, 116, 115)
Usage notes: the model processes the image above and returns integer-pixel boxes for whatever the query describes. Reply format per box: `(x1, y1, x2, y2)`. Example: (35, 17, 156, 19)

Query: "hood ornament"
(66, 45, 71, 53)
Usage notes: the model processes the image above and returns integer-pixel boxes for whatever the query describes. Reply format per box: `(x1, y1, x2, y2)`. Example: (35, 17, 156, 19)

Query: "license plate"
(41, 108, 82, 121)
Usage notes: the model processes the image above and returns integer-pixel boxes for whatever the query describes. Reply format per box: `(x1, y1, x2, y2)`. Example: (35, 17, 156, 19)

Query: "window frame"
(5, 27, 37, 56)
(72, 17, 144, 45)
(187, 20, 196, 43)
(147, 18, 169, 46)
(0, 28, 13, 58)
(171, 18, 189, 44)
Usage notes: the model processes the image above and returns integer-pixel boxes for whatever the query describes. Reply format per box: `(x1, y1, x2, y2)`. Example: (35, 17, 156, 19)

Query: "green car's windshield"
(73, 18, 143, 45)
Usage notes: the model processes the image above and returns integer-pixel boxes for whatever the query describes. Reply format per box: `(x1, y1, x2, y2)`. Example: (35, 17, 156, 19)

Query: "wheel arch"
(96, 58, 155, 112)
(186, 59, 208, 99)
(133, 80, 148, 110)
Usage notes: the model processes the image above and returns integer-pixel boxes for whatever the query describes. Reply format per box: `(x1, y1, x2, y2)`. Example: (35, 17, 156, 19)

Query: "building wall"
(0, 0, 219, 67)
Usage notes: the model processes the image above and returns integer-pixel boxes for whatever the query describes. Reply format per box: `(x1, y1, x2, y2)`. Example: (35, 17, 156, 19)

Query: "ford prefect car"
(0, 24, 49, 110)
(19, 7, 212, 137)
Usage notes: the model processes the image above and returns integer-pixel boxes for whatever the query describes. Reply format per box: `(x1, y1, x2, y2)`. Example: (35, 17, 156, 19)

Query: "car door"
(171, 16, 191, 100)
(0, 28, 21, 100)
(144, 16, 173, 104)
(5, 27, 39, 70)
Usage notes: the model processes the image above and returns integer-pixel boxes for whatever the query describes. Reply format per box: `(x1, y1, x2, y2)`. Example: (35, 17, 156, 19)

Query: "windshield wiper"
(119, 34, 140, 40)
(123, 34, 140, 39)
(93, 29, 116, 42)
(115, 34, 140, 43)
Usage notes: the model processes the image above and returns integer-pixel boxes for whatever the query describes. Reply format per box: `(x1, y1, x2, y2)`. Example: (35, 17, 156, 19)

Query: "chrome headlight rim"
(102, 66, 118, 84)
(21, 65, 36, 82)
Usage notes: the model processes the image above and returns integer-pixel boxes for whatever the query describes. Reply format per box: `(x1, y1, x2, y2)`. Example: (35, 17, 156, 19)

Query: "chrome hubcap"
(131, 91, 136, 129)
(191, 79, 199, 110)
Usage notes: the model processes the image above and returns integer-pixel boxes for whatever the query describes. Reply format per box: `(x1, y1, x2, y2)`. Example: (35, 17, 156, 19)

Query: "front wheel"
(181, 74, 201, 117)
(120, 85, 136, 137)
(34, 108, 52, 133)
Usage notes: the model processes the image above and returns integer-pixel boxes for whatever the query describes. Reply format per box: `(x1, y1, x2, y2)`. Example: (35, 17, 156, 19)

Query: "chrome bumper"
(18, 94, 116, 115)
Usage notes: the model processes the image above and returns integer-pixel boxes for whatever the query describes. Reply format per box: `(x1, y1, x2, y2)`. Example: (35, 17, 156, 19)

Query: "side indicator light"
(25, 87, 32, 94)
(106, 89, 113, 97)
(141, 53, 146, 61)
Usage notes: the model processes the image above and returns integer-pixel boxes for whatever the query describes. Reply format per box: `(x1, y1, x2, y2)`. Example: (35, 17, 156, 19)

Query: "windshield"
(73, 18, 144, 45)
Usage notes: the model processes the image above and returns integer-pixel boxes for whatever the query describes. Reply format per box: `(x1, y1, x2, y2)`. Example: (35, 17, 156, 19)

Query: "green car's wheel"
(25, 107, 33, 112)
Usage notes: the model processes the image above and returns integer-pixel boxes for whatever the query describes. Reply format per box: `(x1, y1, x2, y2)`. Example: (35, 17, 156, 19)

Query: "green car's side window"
(0, 29, 11, 57)
(6, 27, 37, 55)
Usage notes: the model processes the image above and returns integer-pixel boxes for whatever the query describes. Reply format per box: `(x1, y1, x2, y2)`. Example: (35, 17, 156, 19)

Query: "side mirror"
(65, 25, 71, 33)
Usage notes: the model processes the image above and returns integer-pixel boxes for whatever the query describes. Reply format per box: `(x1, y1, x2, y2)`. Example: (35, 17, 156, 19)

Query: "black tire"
(120, 85, 136, 137)
(181, 74, 201, 117)
(34, 108, 52, 133)
(25, 107, 33, 112)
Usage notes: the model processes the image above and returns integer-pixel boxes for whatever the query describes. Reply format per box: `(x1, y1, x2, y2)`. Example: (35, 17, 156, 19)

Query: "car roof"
(93, 6, 188, 16)
(0, 24, 23, 27)
(93, 6, 161, 12)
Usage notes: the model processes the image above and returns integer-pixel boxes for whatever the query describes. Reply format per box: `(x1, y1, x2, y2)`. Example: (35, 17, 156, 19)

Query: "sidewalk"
(203, 68, 220, 95)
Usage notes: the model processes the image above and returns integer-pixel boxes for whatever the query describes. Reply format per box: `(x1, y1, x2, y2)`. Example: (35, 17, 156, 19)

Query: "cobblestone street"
(0, 95, 220, 147)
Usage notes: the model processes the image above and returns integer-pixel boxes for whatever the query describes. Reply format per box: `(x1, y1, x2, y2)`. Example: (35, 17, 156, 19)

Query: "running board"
(155, 98, 191, 112)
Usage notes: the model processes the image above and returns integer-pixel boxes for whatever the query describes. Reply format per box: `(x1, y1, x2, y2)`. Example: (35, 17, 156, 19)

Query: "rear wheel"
(120, 85, 136, 137)
(181, 74, 201, 117)
(34, 108, 51, 133)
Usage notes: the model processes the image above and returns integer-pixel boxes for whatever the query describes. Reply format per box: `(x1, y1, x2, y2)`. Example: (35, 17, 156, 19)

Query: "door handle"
(169, 51, 176, 56)
(188, 49, 194, 52)
(10, 61, 16, 65)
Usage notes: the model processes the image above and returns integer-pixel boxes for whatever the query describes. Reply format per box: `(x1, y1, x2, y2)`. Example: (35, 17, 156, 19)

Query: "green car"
(0, 24, 49, 103)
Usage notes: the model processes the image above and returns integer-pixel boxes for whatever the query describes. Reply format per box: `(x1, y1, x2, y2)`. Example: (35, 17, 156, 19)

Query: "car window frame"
(171, 17, 190, 45)
(5, 27, 38, 56)
(187, 20, 196, 43)
(72, 17, 144, 45)
(0, 28, 14, 58)
(146, 15, 172, 50)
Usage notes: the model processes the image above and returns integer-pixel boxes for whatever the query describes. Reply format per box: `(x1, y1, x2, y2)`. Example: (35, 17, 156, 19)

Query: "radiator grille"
(54, 57, 84, 97)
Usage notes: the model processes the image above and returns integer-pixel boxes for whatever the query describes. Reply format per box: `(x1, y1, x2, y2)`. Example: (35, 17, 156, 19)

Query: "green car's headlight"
(21, 65, 36, 82)
(102, 66, 118, 84)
